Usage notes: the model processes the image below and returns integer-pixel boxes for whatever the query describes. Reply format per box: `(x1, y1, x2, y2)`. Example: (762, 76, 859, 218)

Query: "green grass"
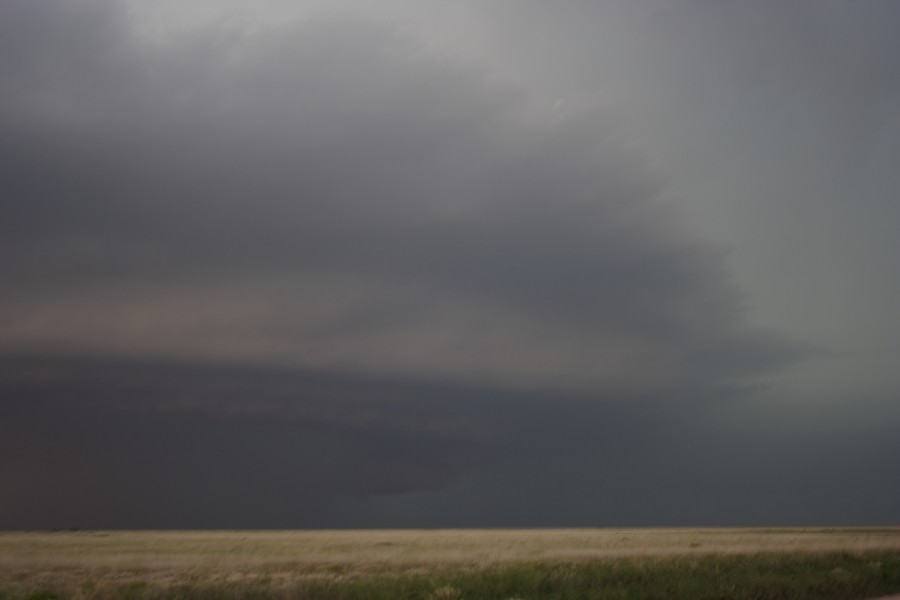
(4, 551, 900, 600)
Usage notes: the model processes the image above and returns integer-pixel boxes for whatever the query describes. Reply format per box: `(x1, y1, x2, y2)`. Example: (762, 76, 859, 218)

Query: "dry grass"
(5, 528, 900, 569)
(2, 528, 900, 598)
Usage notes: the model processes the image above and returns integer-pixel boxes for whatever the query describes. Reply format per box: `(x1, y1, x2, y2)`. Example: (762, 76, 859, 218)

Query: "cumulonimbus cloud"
(0, 0, 804, 394)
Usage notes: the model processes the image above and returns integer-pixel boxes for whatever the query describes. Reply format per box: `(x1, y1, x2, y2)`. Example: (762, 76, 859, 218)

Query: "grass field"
(2, 528, 900, 599)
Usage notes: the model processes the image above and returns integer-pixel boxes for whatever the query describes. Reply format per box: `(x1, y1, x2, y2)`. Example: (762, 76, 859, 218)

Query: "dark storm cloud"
(0, 0, 802, 393)
(0, 355, 506, 528)
(3, 1, 900, 530)
(340, 398, 900, 528)
(4, 354, 899, 529)
(0, 354, 668, 529)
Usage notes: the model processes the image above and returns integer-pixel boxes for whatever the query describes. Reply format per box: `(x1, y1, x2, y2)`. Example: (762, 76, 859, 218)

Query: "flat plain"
(3, 528, 900, 599)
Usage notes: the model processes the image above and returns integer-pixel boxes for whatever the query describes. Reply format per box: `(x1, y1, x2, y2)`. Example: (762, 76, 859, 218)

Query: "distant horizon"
(15, 526, 900, 533)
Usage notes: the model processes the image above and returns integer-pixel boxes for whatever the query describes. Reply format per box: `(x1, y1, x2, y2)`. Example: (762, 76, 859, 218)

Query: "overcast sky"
(2, 0, 899, 529)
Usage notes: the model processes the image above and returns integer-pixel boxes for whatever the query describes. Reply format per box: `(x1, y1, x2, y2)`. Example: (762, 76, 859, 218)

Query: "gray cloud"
(4, 355, 898, 529)
(10, 1, 899, 530)
(0, 355, 503, 528)
(0, 0, 801, 394)
(449, 0, 900, 402)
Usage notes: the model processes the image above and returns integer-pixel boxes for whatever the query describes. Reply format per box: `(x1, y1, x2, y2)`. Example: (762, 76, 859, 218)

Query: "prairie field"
(3, 528, 900, 599)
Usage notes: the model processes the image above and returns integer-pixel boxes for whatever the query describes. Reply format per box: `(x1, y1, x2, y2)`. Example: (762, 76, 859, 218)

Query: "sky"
(1, 0, 899, 529)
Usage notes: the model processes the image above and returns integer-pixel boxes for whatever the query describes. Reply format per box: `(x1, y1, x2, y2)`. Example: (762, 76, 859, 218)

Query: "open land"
(2, 528, 900, 599)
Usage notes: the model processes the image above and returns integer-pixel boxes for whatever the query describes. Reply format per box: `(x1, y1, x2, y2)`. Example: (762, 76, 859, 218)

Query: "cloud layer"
(0, 1, 800, 395)
(5, 0, 898, 529)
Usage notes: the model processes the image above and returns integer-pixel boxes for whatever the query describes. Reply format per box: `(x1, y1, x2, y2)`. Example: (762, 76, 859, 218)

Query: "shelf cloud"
(2, 0, 898, 529)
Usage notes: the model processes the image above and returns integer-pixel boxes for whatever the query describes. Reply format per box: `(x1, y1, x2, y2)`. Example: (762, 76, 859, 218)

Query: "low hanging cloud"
(0, 0, 803, 396)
